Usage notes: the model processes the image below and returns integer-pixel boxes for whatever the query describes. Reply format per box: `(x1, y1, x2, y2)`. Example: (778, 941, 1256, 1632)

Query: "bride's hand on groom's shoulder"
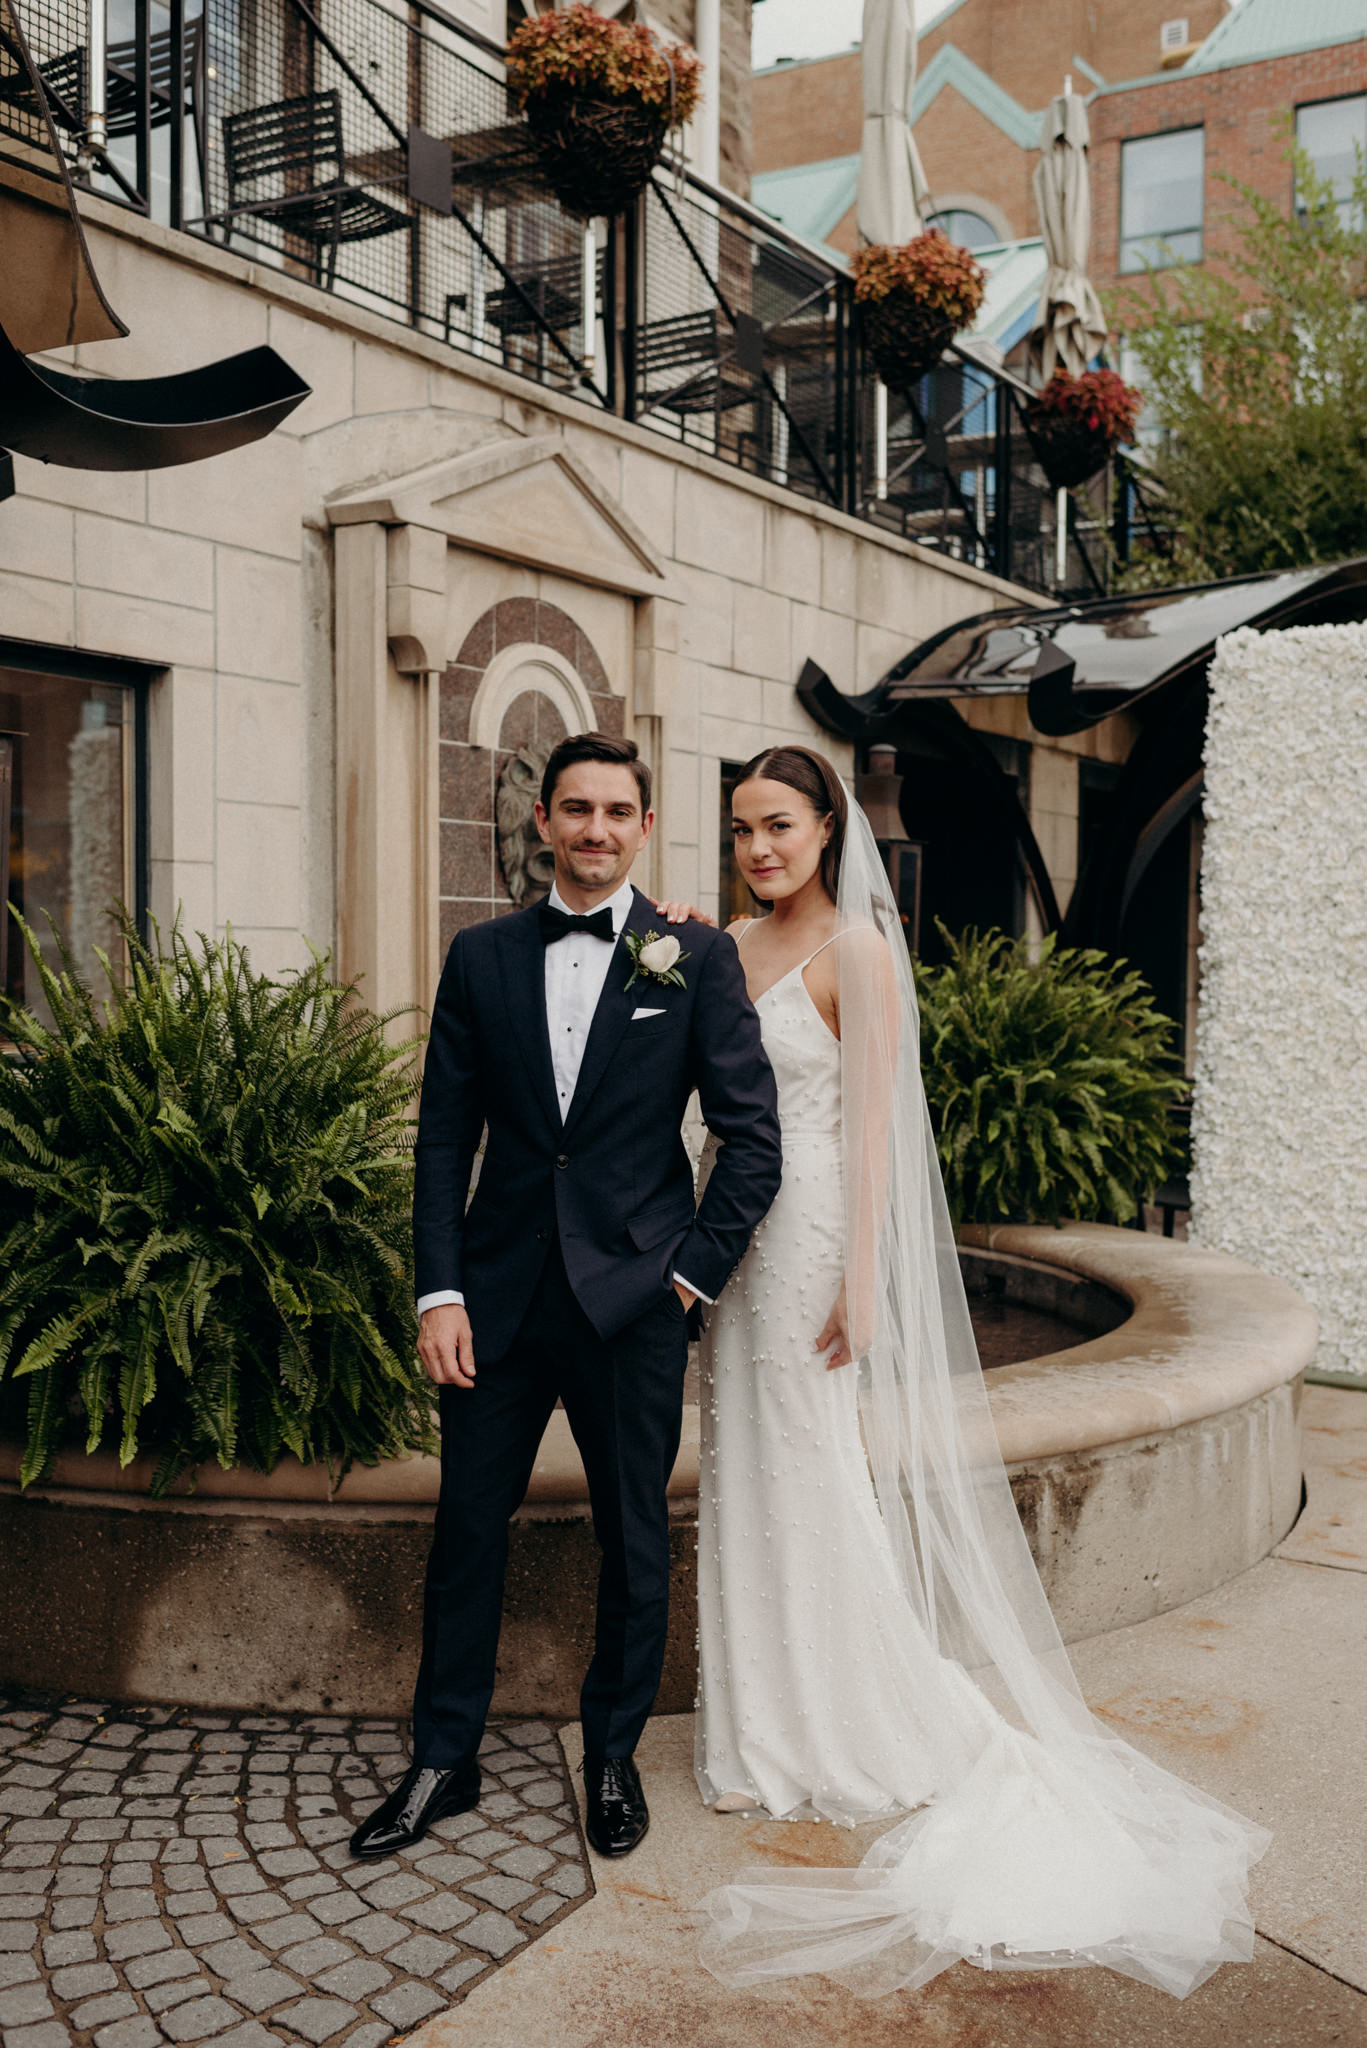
(651, 898, 714, 927)
(418, 1302, 477, 1389)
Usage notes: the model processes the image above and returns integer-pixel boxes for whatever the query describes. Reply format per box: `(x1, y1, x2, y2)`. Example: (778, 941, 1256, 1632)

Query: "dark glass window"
(1120, 128, 1204, 272)
(1, 665, 140, 1028)
(718, 761, 753, 926)
(1296, 94, 1367, 226)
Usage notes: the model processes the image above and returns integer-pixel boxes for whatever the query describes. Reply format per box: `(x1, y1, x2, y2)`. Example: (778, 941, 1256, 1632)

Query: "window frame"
(1294, 91, 1367, 226)
(0, 638, 153, 956)
(1119, 125, 1205, 274)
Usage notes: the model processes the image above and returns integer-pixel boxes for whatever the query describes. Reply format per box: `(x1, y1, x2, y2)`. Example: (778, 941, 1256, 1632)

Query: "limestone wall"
(0, 168, 1137, 1023)
(1191, 624, 1367, 1378)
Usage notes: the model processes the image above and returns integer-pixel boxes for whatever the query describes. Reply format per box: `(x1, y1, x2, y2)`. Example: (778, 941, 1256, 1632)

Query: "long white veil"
(697, 797, 1268, 2001)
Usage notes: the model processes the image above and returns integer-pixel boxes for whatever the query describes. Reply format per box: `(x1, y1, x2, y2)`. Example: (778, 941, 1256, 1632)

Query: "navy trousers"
(411, 1241, 690, 1766)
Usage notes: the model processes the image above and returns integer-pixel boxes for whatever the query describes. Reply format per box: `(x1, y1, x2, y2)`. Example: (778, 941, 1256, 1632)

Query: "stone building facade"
(6, 155, 1111, 1027)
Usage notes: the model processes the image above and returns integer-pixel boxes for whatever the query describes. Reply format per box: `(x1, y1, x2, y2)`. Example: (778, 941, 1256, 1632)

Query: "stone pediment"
(325, 432, 674, 599)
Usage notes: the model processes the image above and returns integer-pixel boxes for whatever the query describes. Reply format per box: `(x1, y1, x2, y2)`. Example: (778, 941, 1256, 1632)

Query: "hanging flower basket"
(852, 232, 987, 388)
(1023, 369, 1142, 489)
(507, 3, 702, 221)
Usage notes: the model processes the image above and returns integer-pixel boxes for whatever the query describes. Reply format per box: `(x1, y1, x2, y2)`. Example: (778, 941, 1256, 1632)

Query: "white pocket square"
(631, 1006, 666, 1021)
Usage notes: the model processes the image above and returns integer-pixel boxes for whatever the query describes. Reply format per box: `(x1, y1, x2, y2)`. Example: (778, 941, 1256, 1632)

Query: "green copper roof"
(751, 155, 859, 250)
(1185, 0, 1367, 71)
(911, 45, 1043, 151)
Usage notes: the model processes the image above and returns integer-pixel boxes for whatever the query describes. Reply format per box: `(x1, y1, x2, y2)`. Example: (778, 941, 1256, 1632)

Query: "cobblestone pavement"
(0, 1693, 591, 2048)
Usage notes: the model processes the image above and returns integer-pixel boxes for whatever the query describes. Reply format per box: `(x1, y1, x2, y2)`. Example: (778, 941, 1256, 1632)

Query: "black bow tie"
(538, 901, 616, 946)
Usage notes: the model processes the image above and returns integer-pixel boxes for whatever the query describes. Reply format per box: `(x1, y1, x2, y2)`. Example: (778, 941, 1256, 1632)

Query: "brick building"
(752, 0, 1230, 255)
(1088, 3, 1367, 297)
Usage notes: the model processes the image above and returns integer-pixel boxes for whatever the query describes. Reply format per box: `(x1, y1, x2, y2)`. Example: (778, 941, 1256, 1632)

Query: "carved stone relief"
(497, 742, 557, 907)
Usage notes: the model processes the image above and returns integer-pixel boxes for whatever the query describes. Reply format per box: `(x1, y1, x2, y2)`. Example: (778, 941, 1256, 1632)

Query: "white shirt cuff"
(417, 1290, 465, 1315)
(672, 1273, 713, 1305)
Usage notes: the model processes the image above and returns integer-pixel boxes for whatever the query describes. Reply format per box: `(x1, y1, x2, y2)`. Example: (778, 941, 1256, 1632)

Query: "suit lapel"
(561, 888, 653, 1139)
(498, 907, 560, 1134)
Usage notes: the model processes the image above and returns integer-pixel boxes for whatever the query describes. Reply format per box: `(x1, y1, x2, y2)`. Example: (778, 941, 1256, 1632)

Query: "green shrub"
(914, 926, 1186, 1227)
(0, 917, 433, 1495)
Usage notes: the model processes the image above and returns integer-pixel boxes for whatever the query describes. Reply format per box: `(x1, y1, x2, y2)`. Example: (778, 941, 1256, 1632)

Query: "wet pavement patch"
(0, 1693, 591, 2047)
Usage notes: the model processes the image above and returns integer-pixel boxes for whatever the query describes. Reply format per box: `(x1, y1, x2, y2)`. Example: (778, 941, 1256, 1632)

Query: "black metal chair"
(31, 17, 205, 141)
(637, 307, 754, 428)
(218, 89, 409, 292)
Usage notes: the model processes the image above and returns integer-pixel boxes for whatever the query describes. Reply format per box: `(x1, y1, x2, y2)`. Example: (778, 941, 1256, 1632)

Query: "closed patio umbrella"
(1030, 86, 1108, 583)
(856, 0, 932, 501)
(855, 0, 931, 248)
(1029, 88, 1106, 382)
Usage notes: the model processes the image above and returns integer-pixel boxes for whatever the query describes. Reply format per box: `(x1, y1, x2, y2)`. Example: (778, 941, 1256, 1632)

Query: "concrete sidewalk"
(414, 1386, 1367, 2048)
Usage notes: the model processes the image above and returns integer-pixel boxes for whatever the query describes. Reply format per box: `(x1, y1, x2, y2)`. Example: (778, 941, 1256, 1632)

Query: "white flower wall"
(1191, 624, 1367, 1377)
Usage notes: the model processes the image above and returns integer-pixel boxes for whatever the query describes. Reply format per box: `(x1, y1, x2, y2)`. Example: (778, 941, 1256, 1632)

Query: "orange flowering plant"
(507, 2, 701, 125)
(851, 231, 987, 328)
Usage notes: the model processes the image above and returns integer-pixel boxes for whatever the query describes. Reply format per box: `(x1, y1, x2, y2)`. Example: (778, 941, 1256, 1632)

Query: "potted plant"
(0, 916, 432, 1494)
(1023, 367, 1142, 490)
(914, 925, 1185, 1227)
(506, 2, 702, 221)
(852, 230, 987, 388)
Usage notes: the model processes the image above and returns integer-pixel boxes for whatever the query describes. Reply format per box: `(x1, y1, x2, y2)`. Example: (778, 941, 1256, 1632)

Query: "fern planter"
(0, 918, 434, 1496)
(914, 926, 1187, 1228)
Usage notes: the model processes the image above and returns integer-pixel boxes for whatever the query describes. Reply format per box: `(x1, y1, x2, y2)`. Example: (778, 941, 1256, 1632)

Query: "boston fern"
(915, 927, 1186, 1227)
(0, 918, 434, 1495)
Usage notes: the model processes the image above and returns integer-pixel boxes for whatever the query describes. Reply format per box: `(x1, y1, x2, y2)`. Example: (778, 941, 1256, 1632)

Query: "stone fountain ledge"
(0, 1226, 1315, 1709)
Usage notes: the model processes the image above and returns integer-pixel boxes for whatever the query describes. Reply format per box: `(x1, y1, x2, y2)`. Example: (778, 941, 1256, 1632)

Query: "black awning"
(800, 559, 1367, 740)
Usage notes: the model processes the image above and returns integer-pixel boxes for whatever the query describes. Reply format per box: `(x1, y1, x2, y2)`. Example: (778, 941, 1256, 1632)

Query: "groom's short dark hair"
(541, 733, 652, 816)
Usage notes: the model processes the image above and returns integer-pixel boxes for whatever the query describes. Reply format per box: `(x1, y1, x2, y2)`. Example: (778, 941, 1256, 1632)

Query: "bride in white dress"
(684, 744, 1268, 2002)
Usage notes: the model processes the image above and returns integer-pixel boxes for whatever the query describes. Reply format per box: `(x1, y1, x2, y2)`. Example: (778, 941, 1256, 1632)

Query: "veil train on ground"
(697, 797, 1267, 2003)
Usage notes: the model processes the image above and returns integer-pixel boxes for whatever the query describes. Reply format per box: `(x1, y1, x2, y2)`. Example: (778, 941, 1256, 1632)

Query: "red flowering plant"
(851, 230, 987, 387)
(1024, 368, 1142, 489)
(506, 4, 702, 218)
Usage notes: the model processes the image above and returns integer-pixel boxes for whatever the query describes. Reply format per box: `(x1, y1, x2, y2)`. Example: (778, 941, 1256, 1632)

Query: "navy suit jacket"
(413, 888, 783, 1360)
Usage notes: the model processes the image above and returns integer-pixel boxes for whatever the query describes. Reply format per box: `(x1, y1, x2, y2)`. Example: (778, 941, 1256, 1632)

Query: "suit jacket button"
(556, 1154, 569, 1168)
(536, 1227, 549, 1240)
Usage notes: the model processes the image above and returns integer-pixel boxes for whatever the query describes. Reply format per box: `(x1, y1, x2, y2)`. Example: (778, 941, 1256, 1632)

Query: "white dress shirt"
(417, 877, 709, 1316)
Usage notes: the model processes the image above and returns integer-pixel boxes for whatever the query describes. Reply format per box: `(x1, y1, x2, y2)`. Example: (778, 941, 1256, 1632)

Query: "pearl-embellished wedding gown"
(693, 930, 1267, 1999)
(696, 940, 997, 1822)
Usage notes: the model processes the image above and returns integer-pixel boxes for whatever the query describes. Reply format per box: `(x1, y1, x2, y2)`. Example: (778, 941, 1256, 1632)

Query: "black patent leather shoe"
(582, 1753, 649, 1859)
(348, 1761, 480, 1860)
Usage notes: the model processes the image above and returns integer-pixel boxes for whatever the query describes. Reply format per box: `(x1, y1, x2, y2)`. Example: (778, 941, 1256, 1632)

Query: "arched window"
(926, 208, 999, 249)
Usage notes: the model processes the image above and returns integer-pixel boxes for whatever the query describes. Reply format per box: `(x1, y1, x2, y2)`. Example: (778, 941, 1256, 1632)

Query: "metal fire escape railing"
(0, 0, 1125, 600)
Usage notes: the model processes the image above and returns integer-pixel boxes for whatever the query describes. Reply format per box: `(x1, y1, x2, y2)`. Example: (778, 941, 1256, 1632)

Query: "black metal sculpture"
(0, 318, 309, 469)
(0, 0, 309, 474)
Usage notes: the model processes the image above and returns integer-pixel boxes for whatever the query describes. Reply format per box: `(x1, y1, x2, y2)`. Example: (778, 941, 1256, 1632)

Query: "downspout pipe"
(695, 0, 721, 186)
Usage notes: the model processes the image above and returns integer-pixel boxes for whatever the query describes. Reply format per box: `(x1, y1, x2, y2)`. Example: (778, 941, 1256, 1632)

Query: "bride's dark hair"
(734, 745, 848, 902)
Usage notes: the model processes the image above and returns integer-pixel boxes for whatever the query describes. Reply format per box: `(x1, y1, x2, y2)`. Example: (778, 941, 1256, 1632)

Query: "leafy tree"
(0, 917, 433, 1494)
(1113, 145, 1367, 583)
(914, 927, 1186, 1226)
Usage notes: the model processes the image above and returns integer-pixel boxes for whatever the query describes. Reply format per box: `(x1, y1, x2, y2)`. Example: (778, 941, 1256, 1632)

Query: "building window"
(926, 208, 999, 251)
(719, 762, 752, 926)
(1296, 94, 1367, 227)
(1, 656, 144, 1029)
(1119, 127, 1204, 272)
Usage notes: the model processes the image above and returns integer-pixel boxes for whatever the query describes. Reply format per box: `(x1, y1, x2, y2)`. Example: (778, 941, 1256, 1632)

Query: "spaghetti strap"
(800, 930, 849, 970)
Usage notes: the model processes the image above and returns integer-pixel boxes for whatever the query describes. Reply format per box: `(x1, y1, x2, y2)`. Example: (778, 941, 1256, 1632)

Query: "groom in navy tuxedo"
(351, 732, 782, 1862)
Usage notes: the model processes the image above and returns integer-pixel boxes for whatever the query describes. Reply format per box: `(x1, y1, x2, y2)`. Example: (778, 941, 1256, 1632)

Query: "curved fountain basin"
(0, 1225, 1314, 1715)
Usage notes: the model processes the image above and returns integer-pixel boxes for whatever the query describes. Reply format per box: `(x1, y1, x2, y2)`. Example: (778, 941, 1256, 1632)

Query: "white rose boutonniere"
(624, 928, 689, 992)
